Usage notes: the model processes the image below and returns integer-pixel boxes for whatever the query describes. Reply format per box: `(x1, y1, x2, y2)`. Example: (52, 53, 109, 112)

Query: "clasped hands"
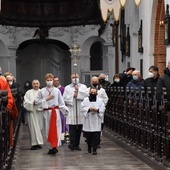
(74, 85, 79, 97)
(89, 107, 99, 113)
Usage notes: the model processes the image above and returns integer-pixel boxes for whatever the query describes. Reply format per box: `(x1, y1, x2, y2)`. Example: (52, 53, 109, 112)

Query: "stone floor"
(12, 125, 170, 170)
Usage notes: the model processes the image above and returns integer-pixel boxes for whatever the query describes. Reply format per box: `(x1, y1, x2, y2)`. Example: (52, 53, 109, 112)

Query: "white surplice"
(24, 89, 43, 146)
(81, 97, 105, 132)
(86, 87, 108, 106)
(35, 87, 69, 147)
(63, 83, 88, 125)
(86, 87, 108, 123)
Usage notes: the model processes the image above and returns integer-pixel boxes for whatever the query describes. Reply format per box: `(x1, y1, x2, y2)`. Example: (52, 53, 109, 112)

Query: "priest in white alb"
(63, 73, 88, 151)
(24, 79, 44, 150)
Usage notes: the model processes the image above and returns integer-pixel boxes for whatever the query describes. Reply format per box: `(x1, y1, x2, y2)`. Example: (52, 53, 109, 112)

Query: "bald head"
(32, 79, 40, 90)
(91, 76, 99, 84)
(91, 76, 99, 88)
(132, 70, 141, 76)
(99, 73, 106, 80)
(132, 70, 141, 80)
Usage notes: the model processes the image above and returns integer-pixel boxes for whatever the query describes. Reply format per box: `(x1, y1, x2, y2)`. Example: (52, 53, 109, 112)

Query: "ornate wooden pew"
(0, 88, 22, 170)
(104, 86, 170, 167)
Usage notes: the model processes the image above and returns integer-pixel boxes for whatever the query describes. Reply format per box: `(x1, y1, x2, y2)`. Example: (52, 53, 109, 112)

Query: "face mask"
(89, 94, 97, 101)
(72, 78, 79, 84)
(148, 72, 154, 78)
(132, 75, 138, 81)
(25, 82, 30, 87)
(114, 79, 120, 83)
(46, 81, 53, 87)
(92, 83, 98, 87)
(9, 81, 13, 86)
(99, 79, 105, 84)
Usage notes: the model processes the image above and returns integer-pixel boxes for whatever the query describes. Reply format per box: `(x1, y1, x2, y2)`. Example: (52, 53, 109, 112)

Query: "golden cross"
(69, 43, 81, 56)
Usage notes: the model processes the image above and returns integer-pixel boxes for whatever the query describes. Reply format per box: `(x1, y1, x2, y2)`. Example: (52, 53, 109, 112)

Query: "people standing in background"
(4, 73, 20, 89)
(0, 76, 13, 114)
(4, 73, 21, 111)
(98, 73, 110, 89)
(144, 66, 160, 98)
(0, 76, 18, 147)
(53, 77, 65, 95)
(120, 67, 136, 90)
(156, 60, 170, 111)
(24, 80, 44, 150)
(110, 74, 123, 88)
(63, 73, 88, 151)
(81, 88, 105, 155)
(126, 70, 144, 102)
(35, 73, 69, 155)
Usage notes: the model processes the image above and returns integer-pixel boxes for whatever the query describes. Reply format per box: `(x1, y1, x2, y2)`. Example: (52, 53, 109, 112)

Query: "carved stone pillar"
(0, 55, 16, 76)
(103, 42, 115, 81)
(80, 55, 90, 71)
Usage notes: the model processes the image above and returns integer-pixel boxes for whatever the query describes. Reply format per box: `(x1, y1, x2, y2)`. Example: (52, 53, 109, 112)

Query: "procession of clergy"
(23, 73, 108, 155)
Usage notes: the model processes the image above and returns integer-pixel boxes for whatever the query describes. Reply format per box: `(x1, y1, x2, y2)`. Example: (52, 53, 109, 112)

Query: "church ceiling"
(0, 0, 103, 27)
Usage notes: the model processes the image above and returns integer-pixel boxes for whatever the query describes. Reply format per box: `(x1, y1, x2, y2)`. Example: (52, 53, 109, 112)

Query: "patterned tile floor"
(12, 125, 170, 170)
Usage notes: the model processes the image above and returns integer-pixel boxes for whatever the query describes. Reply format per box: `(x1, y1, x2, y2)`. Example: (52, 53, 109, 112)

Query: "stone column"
(103, 42, 115, 82)
(0, 55, 16, 76)
(7, 45, 18, 77)
(80, 55, 90, 71)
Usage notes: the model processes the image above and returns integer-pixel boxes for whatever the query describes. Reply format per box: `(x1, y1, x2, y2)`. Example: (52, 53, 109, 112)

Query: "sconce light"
(159, 20, 164, 27)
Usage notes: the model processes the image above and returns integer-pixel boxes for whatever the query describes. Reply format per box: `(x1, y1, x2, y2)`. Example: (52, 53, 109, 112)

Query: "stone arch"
(81, 36, 107, 70)
(16, 39, 71, 90)
(154, 0, 166, 75)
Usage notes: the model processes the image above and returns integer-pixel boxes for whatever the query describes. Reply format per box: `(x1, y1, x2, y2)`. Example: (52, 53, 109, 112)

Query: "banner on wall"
(134, 0, 142, 7)
(119, 0, 127, 7)
(100, 0, 142, 22)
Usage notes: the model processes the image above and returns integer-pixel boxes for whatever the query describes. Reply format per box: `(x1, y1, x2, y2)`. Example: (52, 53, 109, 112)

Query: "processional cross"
(69, 43, 81, 67)
(69, 43, 81, 129)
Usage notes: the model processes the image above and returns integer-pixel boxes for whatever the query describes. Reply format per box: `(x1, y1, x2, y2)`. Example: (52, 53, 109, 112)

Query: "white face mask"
(114, 79, 120, 83)
(46, 81, 53, 87)
(9, 81, 13, 85)
(148, 72, 154, 78)
(72, 78, 79, 84)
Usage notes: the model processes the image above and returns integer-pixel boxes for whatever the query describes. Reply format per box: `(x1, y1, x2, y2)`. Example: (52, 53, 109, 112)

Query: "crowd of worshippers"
(0, 60, 170, 156)
(110, 61, 170, 112)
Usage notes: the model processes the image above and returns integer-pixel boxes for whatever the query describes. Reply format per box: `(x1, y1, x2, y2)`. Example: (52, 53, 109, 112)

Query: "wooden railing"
(0, 88, 22, 170)
(105, 86, 170, 167)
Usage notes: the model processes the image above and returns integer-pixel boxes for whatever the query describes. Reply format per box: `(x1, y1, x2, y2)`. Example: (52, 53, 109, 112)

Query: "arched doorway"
(16, 39, 71, 90)
(90, 41, 103, 70)
(154, 0, 166, 75)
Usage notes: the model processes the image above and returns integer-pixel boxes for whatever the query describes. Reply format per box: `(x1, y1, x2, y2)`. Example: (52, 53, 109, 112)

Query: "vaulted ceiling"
(0, 0, 103, 27)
